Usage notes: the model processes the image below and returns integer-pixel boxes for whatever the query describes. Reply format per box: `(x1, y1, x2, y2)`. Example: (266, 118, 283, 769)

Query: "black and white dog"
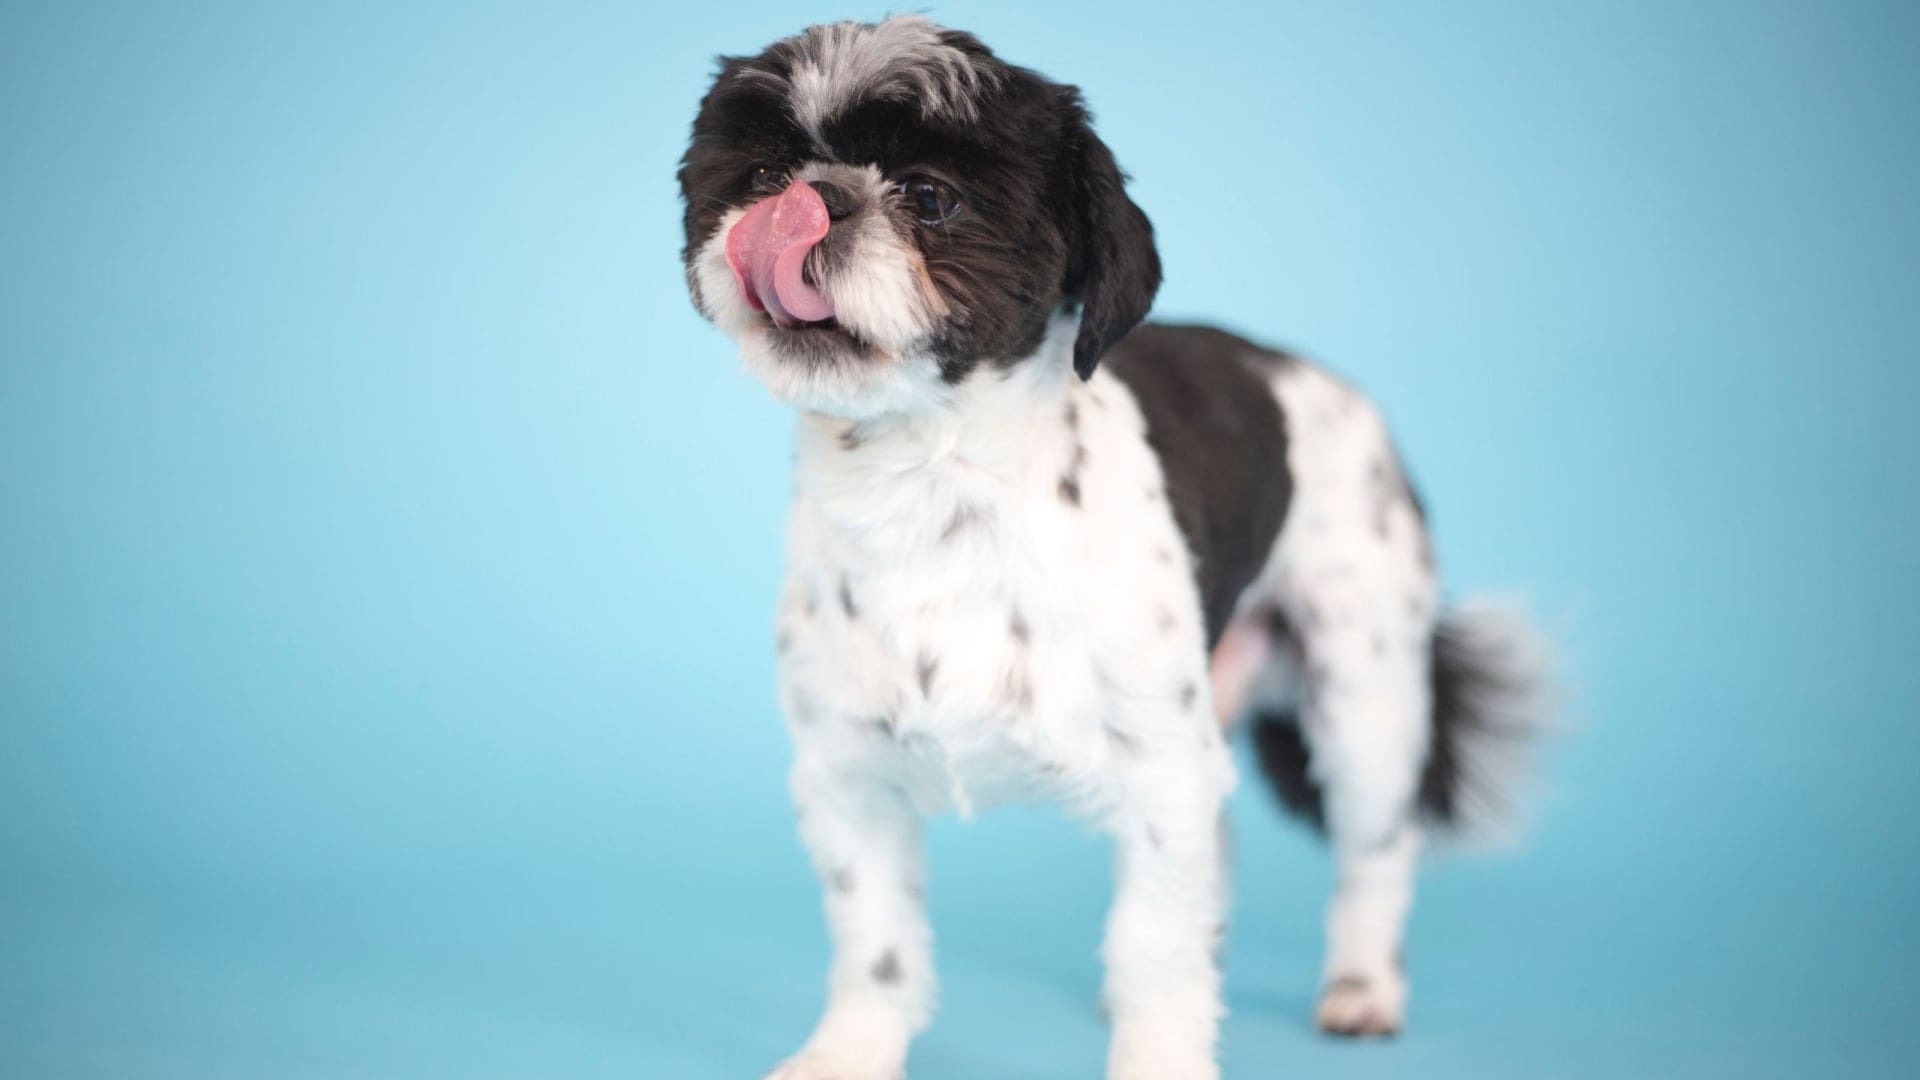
(678, 17, 1549, 1079)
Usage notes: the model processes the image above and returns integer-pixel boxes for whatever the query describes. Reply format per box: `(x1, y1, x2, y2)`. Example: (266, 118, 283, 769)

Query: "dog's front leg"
(1102, 761, 1230, 1080)
(767, 762, 932, 1080)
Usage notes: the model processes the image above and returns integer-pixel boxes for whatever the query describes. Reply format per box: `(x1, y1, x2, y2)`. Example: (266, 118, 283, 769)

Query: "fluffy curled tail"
(1416, 599, 1555, 839)
(1252, 598, 1554, 842)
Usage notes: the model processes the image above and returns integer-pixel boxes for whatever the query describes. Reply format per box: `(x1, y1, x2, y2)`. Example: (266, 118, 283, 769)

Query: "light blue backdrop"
(4, 2, 1916, 1077)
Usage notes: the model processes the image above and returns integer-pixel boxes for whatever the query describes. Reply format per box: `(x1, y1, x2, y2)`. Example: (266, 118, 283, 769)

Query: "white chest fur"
(772, 352, 1231, 818)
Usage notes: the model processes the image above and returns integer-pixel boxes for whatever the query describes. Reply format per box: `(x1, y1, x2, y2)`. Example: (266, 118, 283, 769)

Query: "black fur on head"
(677, 17, 1160, 399)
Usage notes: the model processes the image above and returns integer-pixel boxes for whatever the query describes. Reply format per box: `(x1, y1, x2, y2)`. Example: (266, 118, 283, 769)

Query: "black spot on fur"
(839, 425, 864, 450)
(916, 652, 939, 696)
(1178, 681, 1198, 711)
(1055, 419, 1091, 509)
(871, 949, 902, 985)
(839, 576, 858, 619)
(1369, 453, 1429, 545)
(941, 502, 982, 541)
(1103, 324, 1293, 649)
(1105, 723, 1140, 754)
(789, 696, 819, 726)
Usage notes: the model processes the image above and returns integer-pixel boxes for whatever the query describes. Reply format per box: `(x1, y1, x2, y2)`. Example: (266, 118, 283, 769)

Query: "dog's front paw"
(767, 1002, 912, 1080)
(1314, 972, 1405, 1038)
(1107, 1026, 1220, 1080)
(1107, 1050, 1219, 1080)
(764, 1051, 902, 1080)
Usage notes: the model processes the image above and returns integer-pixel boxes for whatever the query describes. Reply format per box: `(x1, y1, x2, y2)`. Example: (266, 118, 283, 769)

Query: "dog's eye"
(901, 175, 961, 225)
(747, 164, 786, 196)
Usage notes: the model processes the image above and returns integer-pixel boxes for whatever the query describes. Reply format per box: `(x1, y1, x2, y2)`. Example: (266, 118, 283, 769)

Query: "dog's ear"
(1061, 95, 1161, 379)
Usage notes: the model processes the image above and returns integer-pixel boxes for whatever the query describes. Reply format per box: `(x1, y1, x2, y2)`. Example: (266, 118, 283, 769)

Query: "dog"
(677, 17, 1550, 1079)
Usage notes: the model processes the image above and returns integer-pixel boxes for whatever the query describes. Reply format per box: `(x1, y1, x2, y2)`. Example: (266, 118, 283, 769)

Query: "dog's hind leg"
(1240, 362, 1441, 1037)
(1277, 586, 1433, 1038)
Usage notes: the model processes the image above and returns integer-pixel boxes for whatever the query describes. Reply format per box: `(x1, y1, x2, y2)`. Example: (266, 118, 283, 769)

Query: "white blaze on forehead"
(746, 16, 997, 145)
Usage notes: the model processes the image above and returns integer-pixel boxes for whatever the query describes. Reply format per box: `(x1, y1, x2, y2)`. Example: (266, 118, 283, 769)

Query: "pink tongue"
(725, 181, 834, 325)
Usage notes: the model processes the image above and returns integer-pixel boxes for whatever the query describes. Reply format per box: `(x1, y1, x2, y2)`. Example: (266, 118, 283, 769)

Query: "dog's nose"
(808, 180, 857, 223)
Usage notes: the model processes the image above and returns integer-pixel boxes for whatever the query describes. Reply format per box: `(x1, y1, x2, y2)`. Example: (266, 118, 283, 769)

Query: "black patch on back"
(1103, 323, 1294, 648)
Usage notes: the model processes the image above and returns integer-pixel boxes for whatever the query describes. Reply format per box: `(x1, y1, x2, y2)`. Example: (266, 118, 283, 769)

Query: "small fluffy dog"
(678, 17, 1550, 1080)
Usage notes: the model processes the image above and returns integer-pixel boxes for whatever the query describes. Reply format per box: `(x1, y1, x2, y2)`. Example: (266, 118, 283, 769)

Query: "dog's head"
(678, 17, 1160, 417)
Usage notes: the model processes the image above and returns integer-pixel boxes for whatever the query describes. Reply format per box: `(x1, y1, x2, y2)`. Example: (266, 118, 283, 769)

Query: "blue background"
(4, 2, 1916, 1076)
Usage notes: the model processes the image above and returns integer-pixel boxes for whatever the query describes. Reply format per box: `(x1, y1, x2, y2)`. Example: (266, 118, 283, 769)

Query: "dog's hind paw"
(1314, 973, 1405, 1038)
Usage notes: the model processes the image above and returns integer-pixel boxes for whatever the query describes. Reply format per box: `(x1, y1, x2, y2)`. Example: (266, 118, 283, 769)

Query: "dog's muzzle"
(725, 181, 835, 327)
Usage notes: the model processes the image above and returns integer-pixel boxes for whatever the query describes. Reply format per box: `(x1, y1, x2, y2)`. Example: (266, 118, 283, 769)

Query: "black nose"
(809, 180, 857, 222)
